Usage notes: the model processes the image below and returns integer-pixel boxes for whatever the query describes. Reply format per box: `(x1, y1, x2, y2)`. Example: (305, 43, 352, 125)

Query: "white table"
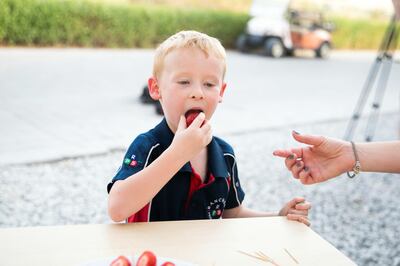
(0, 217, 356, 266)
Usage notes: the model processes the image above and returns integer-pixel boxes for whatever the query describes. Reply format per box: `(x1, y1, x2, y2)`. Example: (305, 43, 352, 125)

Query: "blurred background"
(1, 0, 400, 265)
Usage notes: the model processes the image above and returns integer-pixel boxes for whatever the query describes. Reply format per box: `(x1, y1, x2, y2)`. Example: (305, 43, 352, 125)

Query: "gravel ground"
(1, 112, 399, 266)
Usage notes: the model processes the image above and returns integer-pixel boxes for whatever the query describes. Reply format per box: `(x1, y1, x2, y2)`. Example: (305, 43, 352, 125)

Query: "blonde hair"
(153, 30, 226, 79)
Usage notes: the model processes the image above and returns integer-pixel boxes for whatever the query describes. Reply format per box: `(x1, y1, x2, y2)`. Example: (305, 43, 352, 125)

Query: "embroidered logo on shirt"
(124, 156, 139, 167)
(207, 198, 226, 219)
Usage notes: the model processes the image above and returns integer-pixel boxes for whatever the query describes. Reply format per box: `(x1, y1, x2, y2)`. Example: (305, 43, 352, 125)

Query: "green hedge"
(0, 0, 395, 49)
(331, 17, 389, 50)
(0, 0, 248, 48)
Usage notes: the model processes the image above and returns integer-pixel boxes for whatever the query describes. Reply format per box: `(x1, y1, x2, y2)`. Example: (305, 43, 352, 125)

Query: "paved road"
(1, 49, 399, 165)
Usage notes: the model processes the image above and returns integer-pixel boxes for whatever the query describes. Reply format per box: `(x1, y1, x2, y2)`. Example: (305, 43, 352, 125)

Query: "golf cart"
(236, 0, 334, 58)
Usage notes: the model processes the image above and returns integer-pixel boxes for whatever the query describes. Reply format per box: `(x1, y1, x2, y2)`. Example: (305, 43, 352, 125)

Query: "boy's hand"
(170, 112, 212, 161)
(279, 197, 311, 226)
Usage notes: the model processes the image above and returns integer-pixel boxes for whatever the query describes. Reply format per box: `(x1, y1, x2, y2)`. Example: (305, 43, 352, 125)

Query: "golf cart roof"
(250, 0, 292, 18)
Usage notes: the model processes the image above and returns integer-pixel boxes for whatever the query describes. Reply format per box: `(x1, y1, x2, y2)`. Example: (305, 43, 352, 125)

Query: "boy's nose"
(190, 84, 204, 99)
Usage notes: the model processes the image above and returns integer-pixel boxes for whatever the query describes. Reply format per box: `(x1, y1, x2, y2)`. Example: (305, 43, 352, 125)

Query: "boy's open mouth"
(184, 109, 203, 126)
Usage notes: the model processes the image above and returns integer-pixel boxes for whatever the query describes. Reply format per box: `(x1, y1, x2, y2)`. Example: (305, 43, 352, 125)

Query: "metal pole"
(343, 59, 382, 140)
(365, 57, 393, 141)
(343, 15, 397, 141)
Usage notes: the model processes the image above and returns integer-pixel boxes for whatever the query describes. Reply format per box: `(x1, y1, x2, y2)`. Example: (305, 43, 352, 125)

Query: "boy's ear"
(148, 77, 161, 100)
(218, 83, 227, 103)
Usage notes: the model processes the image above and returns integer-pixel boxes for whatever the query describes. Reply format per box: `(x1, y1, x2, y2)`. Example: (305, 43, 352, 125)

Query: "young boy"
(107, 31, 311, 225)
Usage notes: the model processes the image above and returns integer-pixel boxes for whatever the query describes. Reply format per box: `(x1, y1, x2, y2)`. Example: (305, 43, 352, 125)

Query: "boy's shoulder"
(125, 132, 158, 158)
(132, 119, 170, 147)
(131, 131, 158, 146)
(213, 136, 235, 156)
(127, 119, 172, 153)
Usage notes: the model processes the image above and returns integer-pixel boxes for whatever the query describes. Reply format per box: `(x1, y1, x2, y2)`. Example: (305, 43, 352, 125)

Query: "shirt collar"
(207, 138, 230, 178)
(152, 118, 175, 150)
(152, 118, 229, 178)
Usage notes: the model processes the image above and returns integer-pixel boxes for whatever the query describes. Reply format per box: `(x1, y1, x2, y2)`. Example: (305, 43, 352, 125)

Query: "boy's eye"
(178, 80, 190, 85)
(204, 82, 215, 87)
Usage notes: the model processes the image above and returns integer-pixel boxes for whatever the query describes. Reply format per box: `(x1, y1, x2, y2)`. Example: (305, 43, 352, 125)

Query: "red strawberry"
(160, 262, 175, 266)
(185, 110, 204, 127)
(110, 255, 131, 266)
(136, 251, 157, 266)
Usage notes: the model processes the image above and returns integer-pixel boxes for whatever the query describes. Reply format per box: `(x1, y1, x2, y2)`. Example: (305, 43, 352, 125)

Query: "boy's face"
(149, 47, 226, 132)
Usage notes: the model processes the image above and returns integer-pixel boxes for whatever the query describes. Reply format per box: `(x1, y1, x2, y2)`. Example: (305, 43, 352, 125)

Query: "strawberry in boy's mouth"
(185, 109, 204, 127)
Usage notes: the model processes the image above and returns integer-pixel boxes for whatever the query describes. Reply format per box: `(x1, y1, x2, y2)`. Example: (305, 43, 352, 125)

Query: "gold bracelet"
(347, 141, 361, 178)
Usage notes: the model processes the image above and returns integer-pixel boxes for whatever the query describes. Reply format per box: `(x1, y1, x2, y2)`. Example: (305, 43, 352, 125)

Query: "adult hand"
(273, 131, 354, 184)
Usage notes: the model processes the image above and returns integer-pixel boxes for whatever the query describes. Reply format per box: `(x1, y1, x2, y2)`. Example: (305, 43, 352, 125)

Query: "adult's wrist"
(345, 141, 362, 178)
(343, 141, 356, 172)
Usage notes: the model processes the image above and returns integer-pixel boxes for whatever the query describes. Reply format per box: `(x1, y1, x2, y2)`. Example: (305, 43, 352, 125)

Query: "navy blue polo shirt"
(107, 119, 245, 222)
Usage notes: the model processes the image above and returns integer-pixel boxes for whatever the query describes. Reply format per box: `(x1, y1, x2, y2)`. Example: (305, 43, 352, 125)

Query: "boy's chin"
(163, 118, 178, 133)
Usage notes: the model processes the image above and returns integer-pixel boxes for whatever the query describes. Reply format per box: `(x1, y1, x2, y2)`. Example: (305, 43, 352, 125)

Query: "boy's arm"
(222, 205, 277, 219)
(108, 114, 211, 222)
(223, 198, 311, 226)
(108, 146, 188, 222)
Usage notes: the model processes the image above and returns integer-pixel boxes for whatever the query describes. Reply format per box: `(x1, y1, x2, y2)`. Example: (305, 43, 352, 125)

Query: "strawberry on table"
(110, 255, 131, 266)
(136, 251, 157, 266)
(160, 262, 176, 266)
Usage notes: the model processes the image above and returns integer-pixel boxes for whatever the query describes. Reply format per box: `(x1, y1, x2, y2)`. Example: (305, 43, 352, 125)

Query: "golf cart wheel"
(286, 49, 294, 57)
(236, 34, 248, 53)
(264, 38, 285, 58)
(316, 42, 331, 58)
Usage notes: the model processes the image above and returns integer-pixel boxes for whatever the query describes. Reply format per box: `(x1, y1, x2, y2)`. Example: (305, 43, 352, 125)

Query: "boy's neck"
(190, 148, 208, 182)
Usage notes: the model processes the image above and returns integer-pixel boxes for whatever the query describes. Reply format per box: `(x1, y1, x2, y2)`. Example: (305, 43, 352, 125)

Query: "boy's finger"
(292, 131, 325, 147)
(189, 112, 205, 128)
(287, 197, 305, 208)
(294, 197, 305, 204)
(177, 115, 187, 131)
(287, 214, 310, 226)
(286, 213, 302, 222)
(299, 216, 311, 226)
(289, 209, 308, 216)
(295, 202, 311, 210)
(205, 131, 213, 146)
(300, 216, 310, 226)
(200, 119, 211, 132)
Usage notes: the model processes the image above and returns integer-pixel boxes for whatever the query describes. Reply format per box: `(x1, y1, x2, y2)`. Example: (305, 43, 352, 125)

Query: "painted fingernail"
(287, 154, 295, 160)
(296, 161, 302, 167)
(304, 166, 309, 172)
(293, 130, 300, 135)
